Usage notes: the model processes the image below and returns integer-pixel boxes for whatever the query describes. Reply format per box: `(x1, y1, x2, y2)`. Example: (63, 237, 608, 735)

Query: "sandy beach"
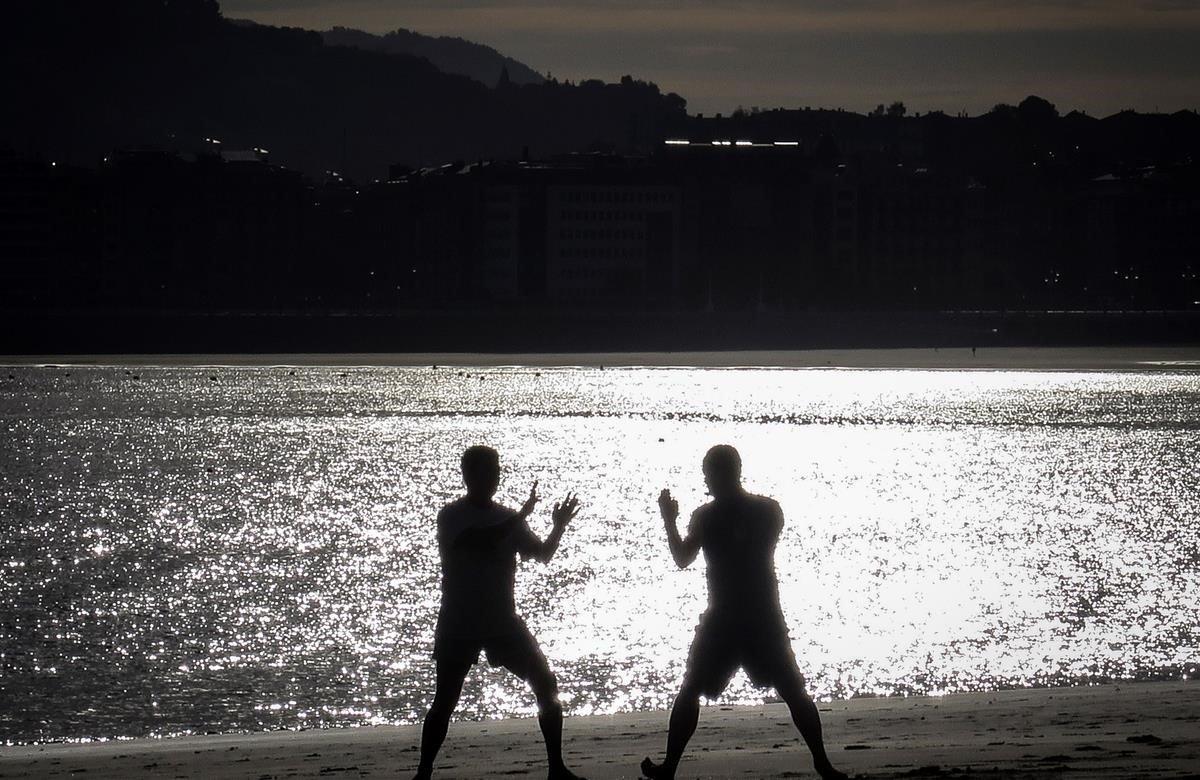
(2, 682, 1196, 779)
(5, 345, 1200, 370)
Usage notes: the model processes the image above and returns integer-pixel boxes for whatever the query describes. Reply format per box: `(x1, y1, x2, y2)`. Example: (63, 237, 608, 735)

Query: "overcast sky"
(222, 1, 1200, 116)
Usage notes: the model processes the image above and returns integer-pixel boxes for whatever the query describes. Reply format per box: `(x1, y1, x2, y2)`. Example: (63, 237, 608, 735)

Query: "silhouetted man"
(642, 445, 847, 780)
(414, 445, 584, 780)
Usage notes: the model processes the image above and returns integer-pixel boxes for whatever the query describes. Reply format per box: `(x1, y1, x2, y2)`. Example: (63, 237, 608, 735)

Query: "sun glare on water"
(1, 366, 1197, 741)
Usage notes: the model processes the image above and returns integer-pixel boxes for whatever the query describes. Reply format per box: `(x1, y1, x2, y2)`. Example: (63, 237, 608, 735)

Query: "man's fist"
(658, 489, 679, 523)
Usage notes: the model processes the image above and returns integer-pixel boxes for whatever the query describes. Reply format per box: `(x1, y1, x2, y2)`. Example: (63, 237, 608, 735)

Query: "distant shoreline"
(6, 310, 1200, 358)
(4, 345, 1200, 370)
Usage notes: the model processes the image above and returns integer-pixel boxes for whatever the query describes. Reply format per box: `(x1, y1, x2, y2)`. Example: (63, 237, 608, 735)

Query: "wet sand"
(2, 682, 1196, 779)
(5, 345, 1200, 370)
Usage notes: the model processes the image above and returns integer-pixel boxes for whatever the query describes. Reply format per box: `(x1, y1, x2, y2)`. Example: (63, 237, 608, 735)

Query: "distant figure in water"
(642, 445, 848, 780)
(413, 445, 585, 780)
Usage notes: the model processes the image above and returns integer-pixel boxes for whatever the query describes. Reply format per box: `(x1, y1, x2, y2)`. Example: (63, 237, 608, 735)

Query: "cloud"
(664, 43, 740, 57)
(223, 0, 1200, 35)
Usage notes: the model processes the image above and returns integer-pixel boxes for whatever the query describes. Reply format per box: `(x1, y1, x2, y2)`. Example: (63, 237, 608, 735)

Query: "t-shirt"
(688, 492, 786, 622)
(436, 497, 540, 637)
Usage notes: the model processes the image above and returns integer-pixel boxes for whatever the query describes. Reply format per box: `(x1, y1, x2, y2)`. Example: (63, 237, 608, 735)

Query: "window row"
(561, 190, 675, 204)
(558, 229, 645, 241)
(559, 247, 643, 259)
(559, 210, 663, 222)
(559, 267, 617, 281)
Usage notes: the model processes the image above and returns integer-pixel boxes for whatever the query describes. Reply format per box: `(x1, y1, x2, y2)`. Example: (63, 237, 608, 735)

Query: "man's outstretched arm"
(659, 489, 700, 568)
(452, 481, 540, 549)
(525, 493, 581, 563)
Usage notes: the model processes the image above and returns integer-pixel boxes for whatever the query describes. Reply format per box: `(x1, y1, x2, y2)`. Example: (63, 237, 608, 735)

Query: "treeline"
(319, 26, 545, 87)
(674, 96, 1200, 186)
(1, 0, 687, 180)
(5, 2, 1199, 185)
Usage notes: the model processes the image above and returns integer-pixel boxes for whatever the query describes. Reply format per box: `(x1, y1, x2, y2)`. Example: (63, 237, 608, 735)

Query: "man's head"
(461, 445, 500, 500)
(702, 444, 743, 498)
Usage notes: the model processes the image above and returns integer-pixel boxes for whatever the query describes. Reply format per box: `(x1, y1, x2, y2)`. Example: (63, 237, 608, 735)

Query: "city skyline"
(223, 0, 1200, 117)
(3, 0, 1198, 355)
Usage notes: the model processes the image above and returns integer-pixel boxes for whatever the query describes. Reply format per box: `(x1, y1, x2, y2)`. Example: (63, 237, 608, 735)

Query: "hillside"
(321, 26, 544, 88)
(0, 0, 686, 180)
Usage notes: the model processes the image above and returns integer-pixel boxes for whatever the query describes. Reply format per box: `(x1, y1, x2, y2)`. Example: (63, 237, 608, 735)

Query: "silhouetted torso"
(437, 497, 538, 636)
(690, 492, 785, 621)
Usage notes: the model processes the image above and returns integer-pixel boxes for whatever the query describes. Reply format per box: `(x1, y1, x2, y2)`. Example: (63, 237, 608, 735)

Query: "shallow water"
(1, 365, 1198, 742)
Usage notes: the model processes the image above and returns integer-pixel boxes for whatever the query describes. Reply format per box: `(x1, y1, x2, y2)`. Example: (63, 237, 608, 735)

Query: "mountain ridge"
(320, 26, 545, 88)
(1, 0, 686, 179)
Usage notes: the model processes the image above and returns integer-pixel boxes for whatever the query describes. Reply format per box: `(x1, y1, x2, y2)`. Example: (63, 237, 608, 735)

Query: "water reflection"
(1, 366, 1198, 742)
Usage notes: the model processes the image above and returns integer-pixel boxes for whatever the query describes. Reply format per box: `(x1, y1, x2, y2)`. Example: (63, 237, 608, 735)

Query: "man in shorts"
(413, 445, 584, 780)
(641, 445, 847, 780)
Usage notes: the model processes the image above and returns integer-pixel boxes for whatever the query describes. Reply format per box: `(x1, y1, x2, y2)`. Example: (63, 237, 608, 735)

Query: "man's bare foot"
(816, 760, 849, 780)
(640, 756, 673, 779)
(548, 766, 586, 780)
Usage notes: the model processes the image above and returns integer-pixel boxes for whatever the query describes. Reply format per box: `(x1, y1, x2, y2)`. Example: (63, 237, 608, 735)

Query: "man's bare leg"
(413, 662, 466, 780)
(777, 674, 848, 780)
(641, 683, 701, 779)
(528, 663, 585, 780)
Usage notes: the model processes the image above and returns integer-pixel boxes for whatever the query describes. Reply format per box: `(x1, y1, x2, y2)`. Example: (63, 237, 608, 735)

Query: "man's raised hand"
(552, 493, 581, 528)
(658, 488, 679, 524)
(518, 480, 540, 518)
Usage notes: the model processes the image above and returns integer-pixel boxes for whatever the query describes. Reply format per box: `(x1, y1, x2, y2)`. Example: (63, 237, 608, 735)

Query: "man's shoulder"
(690, 500, 716, 524)
(750, 494, 782, 514)
(437, 496, 469, 520)
(711, 492, 780, 514)
(695, 494, 779, 517)
(760, 494, 785, 520)
(439, 498, 514, 523)
(743, 494, 784, 530)
(439, 496, 468, 512)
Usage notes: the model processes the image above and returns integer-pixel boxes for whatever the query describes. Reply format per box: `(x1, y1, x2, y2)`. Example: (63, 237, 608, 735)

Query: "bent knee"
(427, 697, 457, 719)
(676, 681, 703, 705)
(530, 669, 559, 701)
(535, 686, 562, 716)
(538, 697, 563, 718)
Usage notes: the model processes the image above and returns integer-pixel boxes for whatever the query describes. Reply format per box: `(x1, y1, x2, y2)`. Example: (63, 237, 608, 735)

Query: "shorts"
(683, 610, 804, 698)
(433, 614, 551, 681)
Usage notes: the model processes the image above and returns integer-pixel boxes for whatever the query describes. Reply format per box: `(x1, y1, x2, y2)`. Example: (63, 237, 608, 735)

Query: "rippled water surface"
(1, 365, 1198, 743)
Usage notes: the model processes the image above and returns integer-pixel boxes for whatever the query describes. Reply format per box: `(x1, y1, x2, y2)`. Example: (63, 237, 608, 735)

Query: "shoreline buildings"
(2, 139, 1197, 314)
